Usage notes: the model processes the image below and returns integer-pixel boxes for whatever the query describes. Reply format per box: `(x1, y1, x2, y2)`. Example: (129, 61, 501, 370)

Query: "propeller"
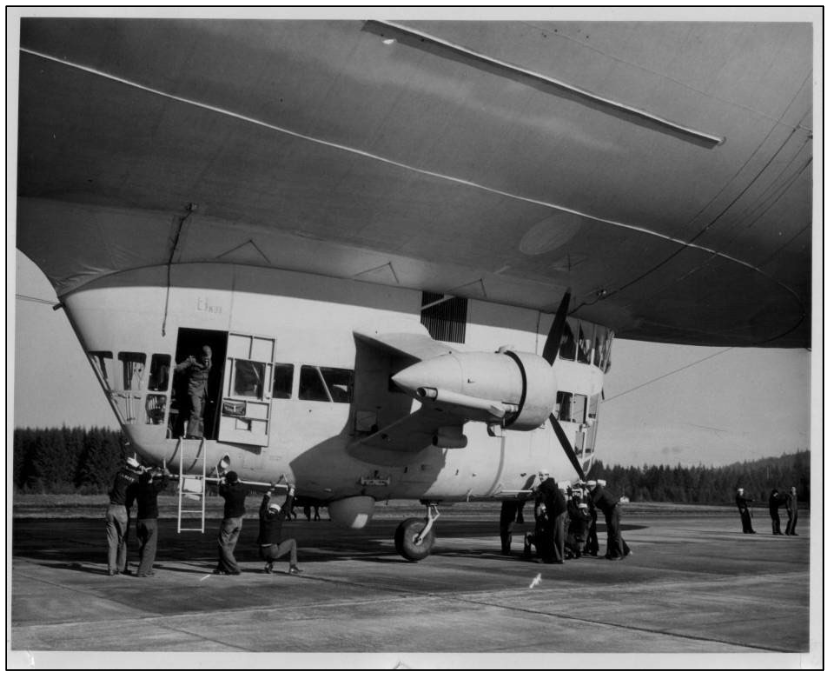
(541, 289, 587, 482)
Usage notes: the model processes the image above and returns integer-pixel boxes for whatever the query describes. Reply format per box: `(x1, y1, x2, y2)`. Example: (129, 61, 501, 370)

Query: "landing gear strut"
(394, 504, 440, 561)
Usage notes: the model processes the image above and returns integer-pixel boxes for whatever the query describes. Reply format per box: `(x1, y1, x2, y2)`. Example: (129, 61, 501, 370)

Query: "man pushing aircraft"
(258, 483, 303, 575)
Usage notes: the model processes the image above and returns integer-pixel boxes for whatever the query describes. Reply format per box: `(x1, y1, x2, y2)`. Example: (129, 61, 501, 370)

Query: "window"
(148, 354, 171, 392)
(577, 325, 593, 364)
(89, 351, 114, 390)
(559, 323, 576, 360)
(556, 391, 588, 423)
(420, 292, 467, 343)
(232, 359, 266, 399)
(320, 367, 354, 403)
(119, 352, 146, 391)
(299, 365, 355, 403)
(272, 363, 294, 399)
(145, 395, 167, 425)
(299, 366, 329, 402)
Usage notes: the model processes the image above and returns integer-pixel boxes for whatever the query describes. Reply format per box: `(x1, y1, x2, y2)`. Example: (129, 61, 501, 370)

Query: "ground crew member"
(590, 479, 629, 559)
(214, 471, 246, 575)
(565, 489, 590, 559)
(135, 467, 169, 577)
(175, 345, 212, 438)
(499, 500, 525, 555)
(106, 457, 142, 576)
(785, 486, 799, 536)
(768, 489, 783, 535)
(535, 473, 567, 564)
(583, 481, 600, 556)
(735, 488, 756, 534)
(257, 483, 302, 575)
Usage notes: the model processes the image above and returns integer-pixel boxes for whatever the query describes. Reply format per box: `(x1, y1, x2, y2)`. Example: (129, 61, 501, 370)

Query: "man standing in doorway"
(175, 345, 212, 439)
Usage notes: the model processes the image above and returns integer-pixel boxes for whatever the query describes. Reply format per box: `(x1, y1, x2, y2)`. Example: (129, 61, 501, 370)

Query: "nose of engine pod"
(391, 354, 462, 396)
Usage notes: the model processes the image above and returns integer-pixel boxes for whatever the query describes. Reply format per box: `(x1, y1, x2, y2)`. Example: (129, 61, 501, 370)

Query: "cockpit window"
(148, 354, 171, 392)
(299, 365, 354, 403)
(89, 351, 114, 390)
(119, 352, 146, 391)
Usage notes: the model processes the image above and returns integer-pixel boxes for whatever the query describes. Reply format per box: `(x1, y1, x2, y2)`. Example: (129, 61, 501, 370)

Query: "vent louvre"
(420, 292, 467, 343)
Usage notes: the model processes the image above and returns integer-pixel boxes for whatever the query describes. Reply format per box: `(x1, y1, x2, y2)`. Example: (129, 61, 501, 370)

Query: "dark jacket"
(537, 478, 567, 518)
(257, 492, 295, 546)
(219, 481, 248, 518)
(787, 492, 799, 516)
(108, 466, 141, 506)
(768, 490, 780, 515)
(136, 474, 168, 520)
(735, 493, 752, 511)
(591, 486, 619, 515)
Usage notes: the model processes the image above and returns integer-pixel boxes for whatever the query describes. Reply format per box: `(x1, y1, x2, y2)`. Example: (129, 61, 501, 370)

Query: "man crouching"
(257, 482, 302, 575)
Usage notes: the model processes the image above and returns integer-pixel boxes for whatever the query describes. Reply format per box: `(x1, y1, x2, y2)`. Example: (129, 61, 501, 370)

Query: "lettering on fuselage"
(197, 297, 223, 314)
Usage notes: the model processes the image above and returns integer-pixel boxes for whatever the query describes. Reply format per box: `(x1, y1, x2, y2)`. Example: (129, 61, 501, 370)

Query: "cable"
(603, 347, 734, 403)
(15, 294, 57, 306)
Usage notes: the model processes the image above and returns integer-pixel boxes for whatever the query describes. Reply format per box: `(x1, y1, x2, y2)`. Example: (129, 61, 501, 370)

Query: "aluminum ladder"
(176, 437, 209, 533)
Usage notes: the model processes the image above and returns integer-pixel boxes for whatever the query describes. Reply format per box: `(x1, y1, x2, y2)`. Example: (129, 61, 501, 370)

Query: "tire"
(394, 517, 436, 561)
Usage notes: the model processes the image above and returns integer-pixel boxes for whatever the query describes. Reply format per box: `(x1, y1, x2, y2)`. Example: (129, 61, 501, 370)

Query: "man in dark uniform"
(582, 481, 600, 556)
(735, 488, 756, 534)
(768, 489, 784, 535)
(106, 457, 142, 576)
(590, 479, 629, 559)
(499, 499, 525, 555)
(785, 486, 799, 536)
(175, 345, 212, 439)
(135, 467, 170, 577)
(565, 489, 590, 559)
(214, 471, 247, 575)
(535, 474, 567, 564)
(257, 483, 302, 574)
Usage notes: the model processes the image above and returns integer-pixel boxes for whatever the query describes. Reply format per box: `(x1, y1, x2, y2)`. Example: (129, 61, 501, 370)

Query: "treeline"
(14, 427, 129, 494)
(13, 428, 810, 505)
(589, 450, 810, 505)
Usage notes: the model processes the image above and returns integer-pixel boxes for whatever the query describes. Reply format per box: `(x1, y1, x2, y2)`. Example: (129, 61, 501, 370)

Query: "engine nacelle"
(328, 495, 375, 529)
(392, 350, 557, 431)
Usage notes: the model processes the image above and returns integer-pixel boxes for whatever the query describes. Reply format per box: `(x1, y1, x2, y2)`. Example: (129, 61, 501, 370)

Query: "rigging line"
(16, 294, 57, 306)
(20, 47, 773, 283)
(161, 205, 196, 337)
(575, 127, 806, 314)
(603, 347, 734, 404)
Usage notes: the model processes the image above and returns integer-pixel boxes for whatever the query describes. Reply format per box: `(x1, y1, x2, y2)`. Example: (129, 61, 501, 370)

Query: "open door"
(218, 333, 275, 446)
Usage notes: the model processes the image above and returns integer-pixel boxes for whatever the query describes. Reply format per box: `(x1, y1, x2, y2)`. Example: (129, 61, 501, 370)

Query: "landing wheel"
(394, 517, 436, 561)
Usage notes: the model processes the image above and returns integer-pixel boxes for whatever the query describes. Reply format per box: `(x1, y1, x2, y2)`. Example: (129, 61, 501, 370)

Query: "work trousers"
(739, 508, 754, 534)
(106, 503, 129, 574)
(552, 512, 566, 563)
(136, 518, 158, 576)
(259, 539, 298, 568)
(770, 512, 782, 534)
(217, 516, 243, 574)
(604, 505, 625, 558)
(785, 512, 798, 535)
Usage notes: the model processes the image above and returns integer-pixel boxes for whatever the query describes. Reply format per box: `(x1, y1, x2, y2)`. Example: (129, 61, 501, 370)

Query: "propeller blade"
(549, 414, 586, 482)
(541, 289, 572, 365)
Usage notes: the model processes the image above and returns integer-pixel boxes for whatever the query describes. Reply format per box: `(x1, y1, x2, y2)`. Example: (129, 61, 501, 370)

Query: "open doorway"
(170, 328, 228, 439)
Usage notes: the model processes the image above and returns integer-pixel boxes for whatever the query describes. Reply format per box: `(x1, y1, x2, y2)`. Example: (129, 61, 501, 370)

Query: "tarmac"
(9, 507, 816, 669)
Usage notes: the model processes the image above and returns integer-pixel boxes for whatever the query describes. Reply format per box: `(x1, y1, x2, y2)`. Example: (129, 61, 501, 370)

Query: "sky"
(10, 252, 814, 470)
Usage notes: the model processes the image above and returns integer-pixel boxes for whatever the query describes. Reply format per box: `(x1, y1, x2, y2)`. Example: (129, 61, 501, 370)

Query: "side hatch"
(218, 333, 275, 446)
